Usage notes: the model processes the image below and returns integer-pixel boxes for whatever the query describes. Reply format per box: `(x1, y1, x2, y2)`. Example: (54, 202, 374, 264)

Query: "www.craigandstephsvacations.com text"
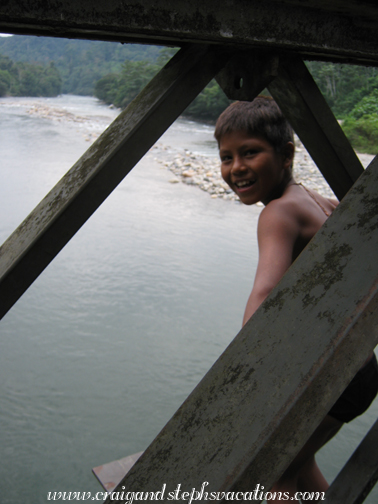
(47, 482, 326, 502)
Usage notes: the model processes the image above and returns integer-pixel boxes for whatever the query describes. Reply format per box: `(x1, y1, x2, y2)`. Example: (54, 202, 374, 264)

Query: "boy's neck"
(263, 173, 294, 206)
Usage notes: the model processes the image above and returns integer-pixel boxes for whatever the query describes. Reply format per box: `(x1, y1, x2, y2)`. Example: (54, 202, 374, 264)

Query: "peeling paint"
(263, 288, 290, 312)
(356, 195, 378, 233)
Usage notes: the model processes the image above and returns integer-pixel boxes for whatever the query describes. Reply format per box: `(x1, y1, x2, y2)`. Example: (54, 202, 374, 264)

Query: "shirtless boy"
(214, 97, 378, 502)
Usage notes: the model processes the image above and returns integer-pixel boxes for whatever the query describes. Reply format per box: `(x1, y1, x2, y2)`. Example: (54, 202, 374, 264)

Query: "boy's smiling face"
(219, 130, 293, 206)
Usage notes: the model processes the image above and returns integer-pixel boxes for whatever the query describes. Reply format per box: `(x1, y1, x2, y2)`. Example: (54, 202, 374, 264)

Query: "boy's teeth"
(237, 180, 253, 187)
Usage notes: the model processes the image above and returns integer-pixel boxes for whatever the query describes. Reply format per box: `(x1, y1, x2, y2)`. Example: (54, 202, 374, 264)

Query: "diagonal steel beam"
(103, 156, 378, 502)
(268, 55, 364, 200)
(0, 44, 230, 319)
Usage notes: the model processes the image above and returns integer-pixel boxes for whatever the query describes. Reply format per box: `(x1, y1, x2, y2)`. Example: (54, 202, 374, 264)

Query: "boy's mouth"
(235, 180, 256, 189)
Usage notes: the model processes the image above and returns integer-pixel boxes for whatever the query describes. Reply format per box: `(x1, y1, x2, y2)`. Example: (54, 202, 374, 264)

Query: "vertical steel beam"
(268, 55, 364, 200)
(0, 44, 230, 319)
(215, 51, 279, 102)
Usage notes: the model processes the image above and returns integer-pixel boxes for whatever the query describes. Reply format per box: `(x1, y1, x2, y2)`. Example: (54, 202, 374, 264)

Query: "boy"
(214, 97, 378, 502)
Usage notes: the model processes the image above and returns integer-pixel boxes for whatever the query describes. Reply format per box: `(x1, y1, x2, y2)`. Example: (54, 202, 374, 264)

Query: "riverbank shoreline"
(2, 95, 373, 203)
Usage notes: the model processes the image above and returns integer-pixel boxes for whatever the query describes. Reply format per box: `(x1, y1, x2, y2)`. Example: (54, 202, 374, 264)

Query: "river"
(0, 95, 377, 503)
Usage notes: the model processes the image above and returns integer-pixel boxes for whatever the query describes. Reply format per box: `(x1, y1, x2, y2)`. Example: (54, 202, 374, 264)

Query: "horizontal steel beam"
(104, 155, 378, 501)
(0, 44, 229, 319)
(1, 1, 378, 65)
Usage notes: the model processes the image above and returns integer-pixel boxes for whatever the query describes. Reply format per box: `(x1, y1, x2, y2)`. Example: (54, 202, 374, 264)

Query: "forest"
(1, 35, 378, 153)
(0, 35, 161, 95)
(0, 54, 61, 97)
(94, 55, 378, 153)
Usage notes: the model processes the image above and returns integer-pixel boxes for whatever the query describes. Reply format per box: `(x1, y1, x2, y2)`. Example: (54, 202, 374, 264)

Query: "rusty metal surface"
(103, 156, 378, 501)
(0, 44, 230, 319)
(93, 452, 143, 493)
(1, 1, 378, 65)
(325, 419, 378, 504)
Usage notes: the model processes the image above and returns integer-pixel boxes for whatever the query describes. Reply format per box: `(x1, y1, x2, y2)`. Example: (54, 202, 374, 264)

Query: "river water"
(0, 96, 377, 503)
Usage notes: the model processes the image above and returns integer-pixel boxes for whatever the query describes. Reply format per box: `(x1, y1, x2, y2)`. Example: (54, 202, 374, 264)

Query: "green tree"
(341, 89, 378, 153)
(0, 35, 163, 95)
(94, 60, 160, 108)
(115, 61, 160, 108)
(0, 54, 16, 95)
(0, 69, 11, 96)
(184, 80, 231, 122)
(0, 53, 62, 97)
(306, 61, 378, 118)
(94, 61, 231, 123)
(94, 73, 120, 104)
(18, 64, 40, 96)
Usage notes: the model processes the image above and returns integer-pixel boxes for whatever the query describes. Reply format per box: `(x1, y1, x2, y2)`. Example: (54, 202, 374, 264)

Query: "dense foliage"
(0, 54, 61, 97)
(95, 57, 378, 132)
(306, 61, 378, 119)
(341, 90, 378, 153)
(93, 46, 231, 121)
(306, 61, 378, 153)
(94, 57, 231, 122)
(184, 80, 231, 122)
(2, 35, 378, 151)
(0, 35, 162, 95)
(94, 61, 161, 109)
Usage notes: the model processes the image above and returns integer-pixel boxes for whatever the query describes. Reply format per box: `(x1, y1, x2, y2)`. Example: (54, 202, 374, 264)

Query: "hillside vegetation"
(0, 35, 162, 96)
(94, 55, 378, 152)
(1, 36, 378, 153)
(0, 53, 61, 97)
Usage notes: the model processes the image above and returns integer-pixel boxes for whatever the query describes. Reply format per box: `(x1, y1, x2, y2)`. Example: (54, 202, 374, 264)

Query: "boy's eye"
(220, 155, 232, 162)
(244, 149, 257, 156)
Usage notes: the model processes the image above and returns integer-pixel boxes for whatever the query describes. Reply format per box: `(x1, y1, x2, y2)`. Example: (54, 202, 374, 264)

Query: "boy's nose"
(231, 156, 247, 173)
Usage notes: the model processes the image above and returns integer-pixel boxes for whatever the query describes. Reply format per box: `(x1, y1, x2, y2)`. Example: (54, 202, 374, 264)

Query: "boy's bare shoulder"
(258, 185, 338, 247)
(259, 195, 301, 226)
(258, 197, 301, 239)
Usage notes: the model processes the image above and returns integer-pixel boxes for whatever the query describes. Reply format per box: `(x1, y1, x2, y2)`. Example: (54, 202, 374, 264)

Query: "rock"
(183, 169, 195, 177)
(154, 133, 338, 202)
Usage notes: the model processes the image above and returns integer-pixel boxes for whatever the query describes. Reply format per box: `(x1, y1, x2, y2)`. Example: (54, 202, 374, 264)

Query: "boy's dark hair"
(214, 96, 294, 152)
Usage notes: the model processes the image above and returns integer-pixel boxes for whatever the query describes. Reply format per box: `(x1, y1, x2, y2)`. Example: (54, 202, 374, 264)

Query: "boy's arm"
(328, 197, 339, 207)
(242, 204, 299, 326)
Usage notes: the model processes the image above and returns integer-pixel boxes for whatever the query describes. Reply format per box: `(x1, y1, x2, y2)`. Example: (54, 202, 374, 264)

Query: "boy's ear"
(282, 141, 295, 169)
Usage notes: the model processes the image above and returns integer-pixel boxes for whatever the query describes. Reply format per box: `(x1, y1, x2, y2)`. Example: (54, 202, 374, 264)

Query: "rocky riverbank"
(4, 97, 372, 202)
(150, 135, 373, 203)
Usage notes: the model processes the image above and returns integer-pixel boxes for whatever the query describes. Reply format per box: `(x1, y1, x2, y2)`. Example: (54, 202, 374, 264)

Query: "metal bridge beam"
(1, 1, 378, 65)
(103, 155, 378, 501)
(0, 44, 229, 319)
(268, 56, 364, 200)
